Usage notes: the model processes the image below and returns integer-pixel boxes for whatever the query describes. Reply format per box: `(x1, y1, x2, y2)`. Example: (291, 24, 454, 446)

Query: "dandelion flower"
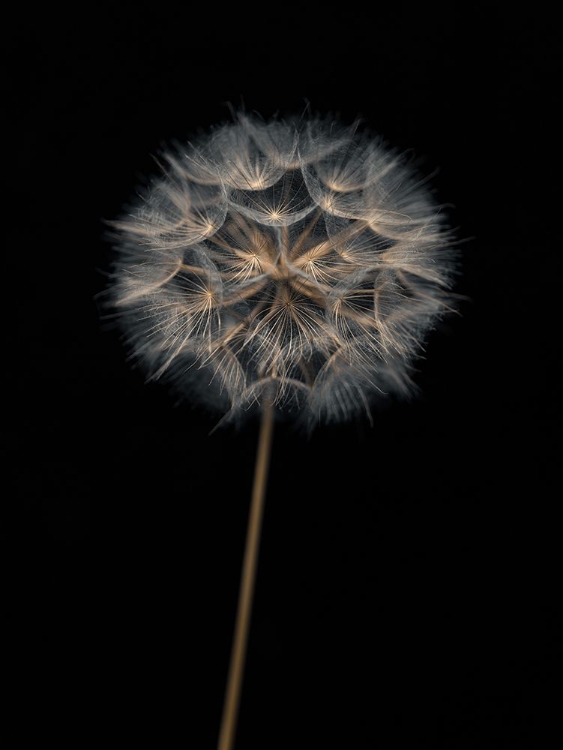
(105, 111, 460, 750)
(108, 112, 457, 426)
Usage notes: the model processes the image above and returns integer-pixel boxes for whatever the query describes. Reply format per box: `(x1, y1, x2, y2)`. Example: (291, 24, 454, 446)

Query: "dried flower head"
(107, 112, 457, 425)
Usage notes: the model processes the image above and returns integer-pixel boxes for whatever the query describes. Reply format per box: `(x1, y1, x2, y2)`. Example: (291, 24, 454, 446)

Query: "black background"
(4, 6, 560, 748)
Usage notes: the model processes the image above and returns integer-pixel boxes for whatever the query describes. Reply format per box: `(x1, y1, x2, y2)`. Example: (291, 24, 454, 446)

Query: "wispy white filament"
(108, 113, 457, 425)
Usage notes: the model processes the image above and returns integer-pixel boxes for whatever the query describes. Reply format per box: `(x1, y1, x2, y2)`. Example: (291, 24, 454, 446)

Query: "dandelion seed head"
(107, 112, 459, 426)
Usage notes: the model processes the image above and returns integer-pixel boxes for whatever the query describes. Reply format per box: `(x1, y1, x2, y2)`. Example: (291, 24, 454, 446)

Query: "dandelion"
(108, 112, 457, 428)
(105, 110, 459, 750)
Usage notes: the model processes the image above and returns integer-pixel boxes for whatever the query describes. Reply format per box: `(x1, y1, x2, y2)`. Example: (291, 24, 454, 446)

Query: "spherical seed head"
(108, 112, 458, 425)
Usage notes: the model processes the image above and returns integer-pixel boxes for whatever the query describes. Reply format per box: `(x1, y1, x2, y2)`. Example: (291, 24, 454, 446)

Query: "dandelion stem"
(217, 399, 275, 750)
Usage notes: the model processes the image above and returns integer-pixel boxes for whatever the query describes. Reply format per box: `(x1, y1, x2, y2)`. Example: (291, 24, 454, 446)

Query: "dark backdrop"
(4, 6, 560, 748)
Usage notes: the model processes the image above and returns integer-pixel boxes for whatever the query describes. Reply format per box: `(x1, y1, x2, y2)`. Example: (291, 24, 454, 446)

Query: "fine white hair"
(107, 112, 458, 426)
